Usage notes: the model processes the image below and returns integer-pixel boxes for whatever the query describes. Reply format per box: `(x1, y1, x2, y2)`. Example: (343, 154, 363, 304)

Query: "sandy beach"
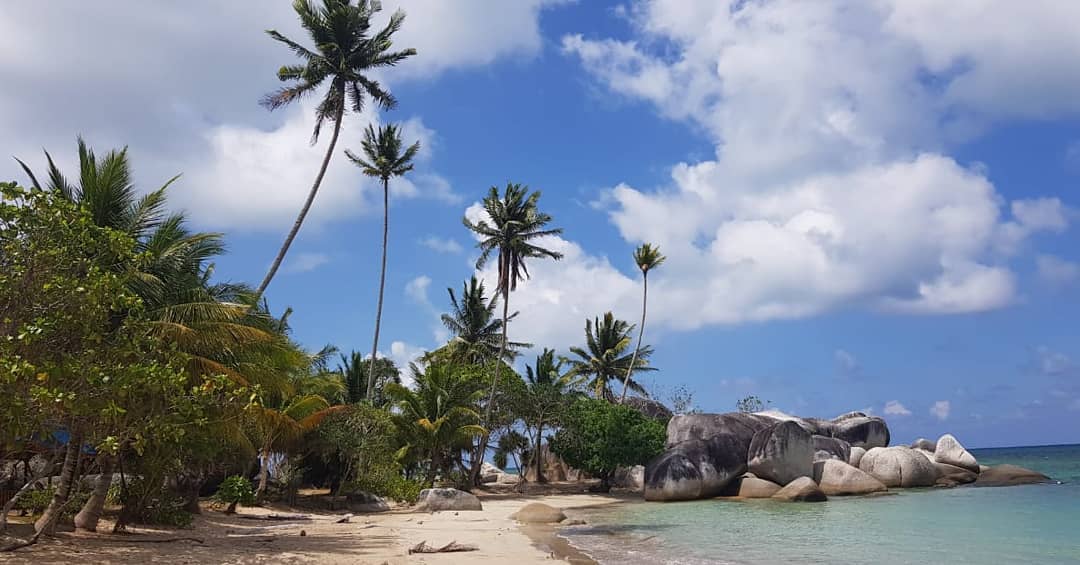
(1, 491, 625, 564)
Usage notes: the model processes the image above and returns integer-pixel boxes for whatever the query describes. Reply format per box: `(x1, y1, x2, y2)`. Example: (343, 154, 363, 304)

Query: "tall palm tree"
(620, 244, 665, 403)
(462, 183, 562, 484)
(566, 312, 656, 401)
(256, 0, 416, 296)
(345, 124, 419, 401)
(336, 351, 400, 405)
(438, 276, 530, 364)
(523, 349, 575, 482)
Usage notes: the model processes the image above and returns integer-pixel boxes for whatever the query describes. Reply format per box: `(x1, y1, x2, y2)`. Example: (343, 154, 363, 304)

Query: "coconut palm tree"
(336, 351, 400, 405)
(256, 0, 416, 296)
(620, 244, 665, 403)
(437, 276, 530, 364)
(345, 124, 419, 401)
(566, 312, 656, 401)
(523, 349, 576, 482)
(462, 183, 562, 484)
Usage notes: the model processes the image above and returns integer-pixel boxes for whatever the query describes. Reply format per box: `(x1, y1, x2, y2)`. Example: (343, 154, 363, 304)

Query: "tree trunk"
(73, 456, 114, 532)
(471, 287, 511, 486)
(34, 432, 81, 535)
(534, 421, 546, 483)
(255, 446, 271, 503)
(367, 177, 390, 401)
(620, 272, 649, 404)
(255, 102, 345, 297)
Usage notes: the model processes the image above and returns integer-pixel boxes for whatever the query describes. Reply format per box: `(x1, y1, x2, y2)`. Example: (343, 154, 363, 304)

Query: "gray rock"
(933, 434, 979, 473)
(974, 464, 1051, 487)
(644, 433, 749, 501)
(346, 491, 391, 513)
(813, 435, 851, 462)
(813, 460, 887, 496)
(858, 446, 939, 488)
(511, 503, 566, 524)
(911, 438, 936, 452)
(729, 474, 782, 498)
(913, 448, 936, 462)
(830, 415, 890, 449)
(665, 412, 774, 448)
(415, 488, 482, 512)
(849, 446, 867, 468)
(934, 463, 978, 485)
(613, 465, 645, 491)
(771, 476, 827, 502)
(747, 421, 814, 486)
(623, 396, 674, 421)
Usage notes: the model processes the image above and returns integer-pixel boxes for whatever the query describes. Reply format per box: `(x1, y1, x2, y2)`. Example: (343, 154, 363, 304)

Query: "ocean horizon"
(561, 444, 1080, 564)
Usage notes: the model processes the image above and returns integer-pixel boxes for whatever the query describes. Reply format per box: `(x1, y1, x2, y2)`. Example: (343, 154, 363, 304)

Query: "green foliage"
(15, 487, 89, 518)
(434, 276, 531, 364)
(335, 353, 400, 406)
(550, 397, 666, 488)
(350, 472, 425, 504)
(493, 430, 529, 471)
(117, 477, 193, 528)
(214, 476, 256, 508)
(736, 395, 768, 413)
(316, 403, 399, 493)
(565, 312, 656, 400)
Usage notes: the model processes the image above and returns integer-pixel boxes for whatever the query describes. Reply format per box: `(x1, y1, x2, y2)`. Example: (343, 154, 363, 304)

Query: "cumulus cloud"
(1037, 255, 1080, 287)
(405, 275, 433, 305)
(284, 252, 331, 274)
(930, 400, 951, 421)
(883, 400, 912, 416)
(420, 236, 464, 254)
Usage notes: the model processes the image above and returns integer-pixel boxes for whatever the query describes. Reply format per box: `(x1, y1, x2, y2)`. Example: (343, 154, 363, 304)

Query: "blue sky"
(3, 1, 1080, 448)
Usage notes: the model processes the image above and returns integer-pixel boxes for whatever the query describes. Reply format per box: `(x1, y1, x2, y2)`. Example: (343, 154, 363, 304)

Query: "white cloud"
(284, 252, 330, 274)
(388, 341, 427, 387)
(1037, 255, 1080, 287)
(883, 400, 912, 417)
(405, 275, 432, 305)
(420, 236, 464, 254)
(834, 349, 859, 376)
(1035, 346, 1072, 377)
(930, 400, 951, 421)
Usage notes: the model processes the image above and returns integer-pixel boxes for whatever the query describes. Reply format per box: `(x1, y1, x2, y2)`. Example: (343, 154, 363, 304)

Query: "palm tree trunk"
(74, 456, 114, 532)
(470, 286, 511, 486)
(34, 432, 81, 535)
(255, 445, 271, 503)
(534, 420, 545, 484)
(367, 177, 390, 401)
(255, 103, 345, 297)
(620, 272, 649, 404)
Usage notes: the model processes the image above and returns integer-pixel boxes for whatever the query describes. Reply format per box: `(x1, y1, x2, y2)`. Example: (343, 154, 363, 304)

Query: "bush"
(116, 478, 194, 527)
(14, 486, 90, 518)
(549, 397, 667, 491)
(213, 475, 255, 514)
(350, 472, 425, 504)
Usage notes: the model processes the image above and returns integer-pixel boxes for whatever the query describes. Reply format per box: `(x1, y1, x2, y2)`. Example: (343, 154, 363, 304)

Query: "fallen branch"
(408, 540, 479, 554)
(100, 536, 205, 544)
(236, 514, 311, 521)
(334, 513, 353, 524)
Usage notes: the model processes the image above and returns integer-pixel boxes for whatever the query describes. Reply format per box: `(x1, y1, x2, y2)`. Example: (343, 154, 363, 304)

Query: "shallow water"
(561, 444, 1080, 564)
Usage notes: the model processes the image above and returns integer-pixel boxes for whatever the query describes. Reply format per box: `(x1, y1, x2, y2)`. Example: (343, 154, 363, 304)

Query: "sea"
(559, 444, 1080, 564)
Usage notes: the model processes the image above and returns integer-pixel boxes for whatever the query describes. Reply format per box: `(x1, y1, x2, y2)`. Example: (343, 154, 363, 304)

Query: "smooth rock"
(771, 477, 827, 502)
(933, 434, 979, 473)
(849, 446, 867, 468)
(858, 446, 939, 488)
(415, 488, 482, 512)
(747, 421, 815, 486)
(934, 463, 978, 485)
(830, 415, 890, 449)
(613, 465, 645, 491)
(913, 448, 936, 462)
(665, 412, 775, 448)
(644, 433, 750, 501)
(345, 491, 391, 513)
(727, 474, 782, 498)
(511, 503, 566, 524)
(813, 435, 851, 463)
(813, 460, 887, 496)
(974, 464, 1051, 487)
(911, 438, 936, 452)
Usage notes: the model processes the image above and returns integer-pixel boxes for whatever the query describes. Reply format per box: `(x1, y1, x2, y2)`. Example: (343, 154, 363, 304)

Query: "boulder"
(613, 465, 645, 491)
(665, 412, 774, 448)
(830, 415, 890, 448)
(415, 488, 482, 512)
(812, 435, 851, 463)
(623, 396, 674, 421)
(771, 476, 827, 502)
(974, 464, 1051, 487)
(511, 503, 566, 524)
(849, 446, 867, 468)
(813, 460, 887, 496)
(934, 463, 978, 485)
(858, 446, 939, 488)
(728, 474, 782, 498)
(911, 438, 936, 452)
(913, 448, 936, 462)
(345, 491, 391, 513)
(933, 434, 979, 473)
(747, 421, 815, 486)
(644, 433, 749, 501)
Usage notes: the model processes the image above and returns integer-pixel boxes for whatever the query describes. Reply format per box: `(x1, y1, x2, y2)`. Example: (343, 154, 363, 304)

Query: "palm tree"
(620, 244, 665, 403)
(462, 183, 562, 484)
(345, 124, 419, 401)
(438, 276, 530, 364)
(386, 363, 486, 486)
(523, 349, 575, 482)
(336, 351, 401, 405)
(256, 0, 416, 296)
(566, 312, 657, 401)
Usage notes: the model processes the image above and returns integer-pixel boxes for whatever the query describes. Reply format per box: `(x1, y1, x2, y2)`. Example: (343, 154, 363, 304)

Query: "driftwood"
(102, 536, 205, 544)
(334, 513, 353, 524)
(237, 513, 312, 521)
(408, 540, 479, 554)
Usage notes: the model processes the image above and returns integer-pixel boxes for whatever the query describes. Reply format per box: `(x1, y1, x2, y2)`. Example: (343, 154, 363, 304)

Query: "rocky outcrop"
(511, 503, 566, 524)
(849, 446, 867, 468)
(613, 465, 645, 491)
(911, 438, 936, 452)
(933, 434, 979, 473)
(858, 446, 939, 488)
(974, 465, 1051, 487)
(665, 412, 775, 448)
(813, 435, 852, 462)
(415, 488, 482, 512)
(747, 421, 814, 486)
(728, 473, 783, 498)
(345, 491, 391, 513)
(934, 463, 978, 486)
(623, 396, 674, 421)
(831, 414, 890, 448)
(813, 460, 887, 496)
(644, 433, 749, 501)
(771, 476, 827, 502)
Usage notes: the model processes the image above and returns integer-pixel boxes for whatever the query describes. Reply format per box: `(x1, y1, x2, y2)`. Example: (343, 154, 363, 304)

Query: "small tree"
(736, 395, 768, 413)
(214, 476, 256, 515)
(549, 397, 666, 492)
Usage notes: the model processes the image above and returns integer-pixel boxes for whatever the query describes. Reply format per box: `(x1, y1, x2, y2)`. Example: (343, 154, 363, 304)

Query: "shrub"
(350, 473, 424, 504)
(15, 486, 89, 518)
(213, 475, 255, 514)
(116, 478, 194, 528)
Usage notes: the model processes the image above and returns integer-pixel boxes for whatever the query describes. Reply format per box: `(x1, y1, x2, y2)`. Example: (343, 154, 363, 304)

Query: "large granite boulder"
(933, 434, 979, 473)
(849, 446, 867, 468)
(623, 396, 674, 421)
(415, 488, 482, 512)
(911, 438, 936, 452)
(511, 503, 566, 524)
(613, 465, 645, 491)
(747, 421, 814, 486)
(830, 414, 890, 448)
(974, 464, 1051, 487)
(771, 476, 827, 502)
(727, 473, 782, 498)
(858, 446, 939, 487)
(934, 463, 978, 486)
(813, 435, 852, 463)
(644, 433, 749, 501)
(813, 460, 887, 496)
(665, 412, 774, 448)
(345, 491, 391, 512)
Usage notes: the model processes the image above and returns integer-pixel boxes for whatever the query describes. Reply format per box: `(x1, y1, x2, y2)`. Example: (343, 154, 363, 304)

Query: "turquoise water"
(562, 445, 1080, 564)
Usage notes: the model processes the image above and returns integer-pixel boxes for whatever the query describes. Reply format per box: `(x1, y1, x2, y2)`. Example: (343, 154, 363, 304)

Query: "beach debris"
(100, 536, 205, 544)
(335, 513, 354, 524)
(408, 540, 479, 554)
(237, 513, 313, 521)
(299, 530, 307, 537)
(563, 519, 587, 526)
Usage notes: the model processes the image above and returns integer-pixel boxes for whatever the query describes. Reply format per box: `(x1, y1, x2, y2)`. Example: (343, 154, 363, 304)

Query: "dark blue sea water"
(562, 444, 1080, 564)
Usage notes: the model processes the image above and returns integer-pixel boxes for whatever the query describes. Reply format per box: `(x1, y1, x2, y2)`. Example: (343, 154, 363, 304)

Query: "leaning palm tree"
(345, 124, 419, 401)
(566, 312, 656, 401)
(438, 276, 530, 365)
(620, 244, 665, 403)
(462, 183, 562, 483)
(256, 0, 416, 296)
